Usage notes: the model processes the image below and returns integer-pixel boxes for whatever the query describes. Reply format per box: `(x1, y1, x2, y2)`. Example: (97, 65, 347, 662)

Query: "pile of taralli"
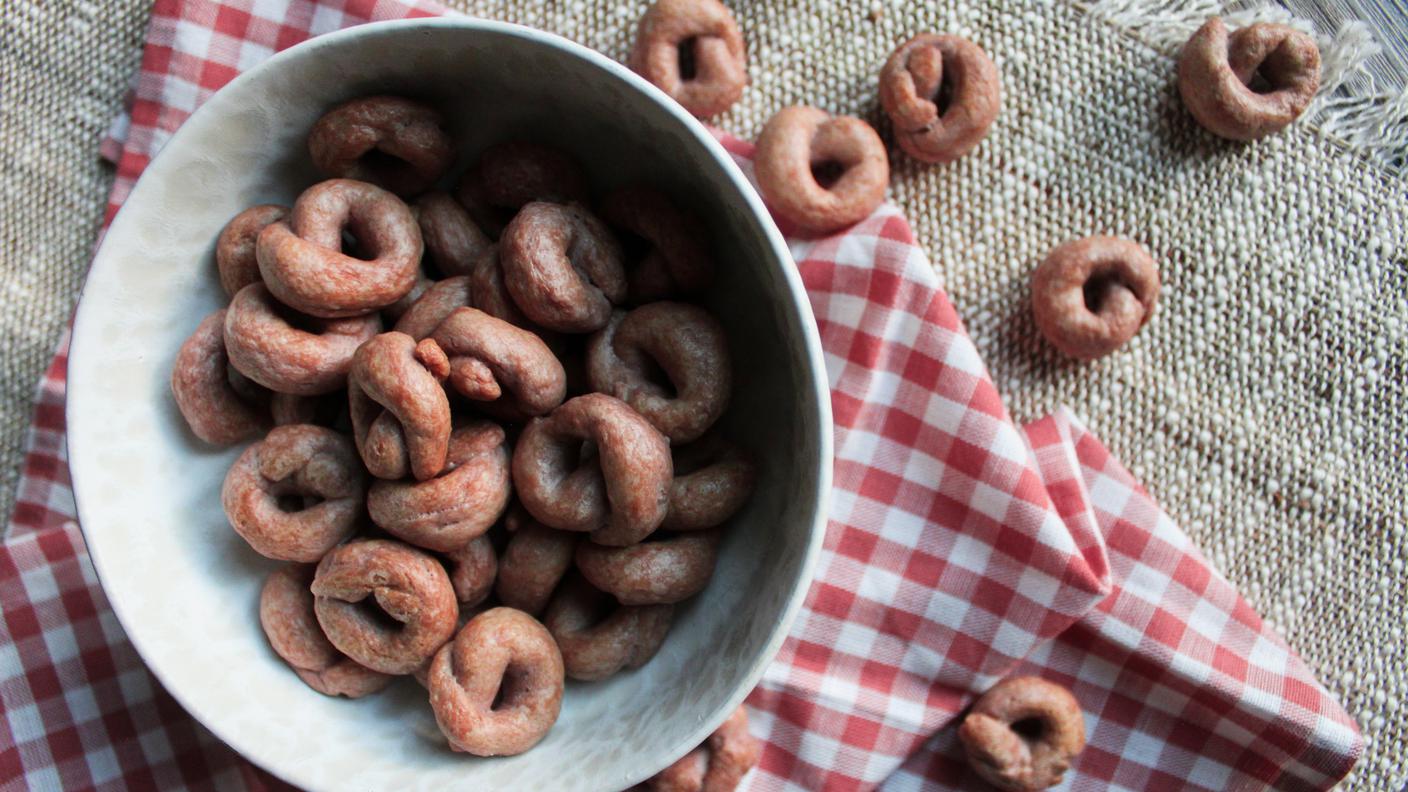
(170, 0, 1323, 788)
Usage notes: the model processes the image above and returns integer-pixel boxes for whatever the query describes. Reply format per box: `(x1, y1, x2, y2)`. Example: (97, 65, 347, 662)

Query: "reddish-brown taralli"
(221, 424, 366, 562)
(648, 705, 761, 792)
(576, 531, 719, 605)
(269, 390, 346, 429)
(224, 283, 381, 395)
(380, 273, 435, 324)
(599, 185, 714, 302)
(312, 538, 459, 675)
(464, 246, 532, 326)
(431, 306, 567, 419)
(587, 302, 731, 443)
(544, 573, 674, 682)
(879, 33, 1001, 163)
(171, 309, 269, 445)
(393, 275, 473, 340)
(444, 534, 497, 607)
(427, 607, 564, 756)
(416, 191, 493, 277)
(348, 332, 453, 481)
(629, 0, 747, 118)
(259, 564, 393, 698)
(958, 676, 1086, 792)
(367, 420, 512, 552)
(455, 141, 588, 238)
(1178, 17, 1320, 141)
(1031, 236, 1159, 360)
(257, 179, 422, 318)
(495, 507, 578, 615)
(216, 204, 288, 296)
(513, 393, 672, 546)
(500, 201, 627, 333)
(307, 95, 454, 196)
(754, 105, 889, 235)
(663, 434, 756, 531)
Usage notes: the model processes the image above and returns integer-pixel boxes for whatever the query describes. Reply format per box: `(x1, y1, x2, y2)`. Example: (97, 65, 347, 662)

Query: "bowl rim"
(68, 16, 833, 791)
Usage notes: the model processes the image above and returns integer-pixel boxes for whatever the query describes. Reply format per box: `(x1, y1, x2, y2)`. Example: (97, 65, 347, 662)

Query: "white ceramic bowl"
(68, 17, 831, 792)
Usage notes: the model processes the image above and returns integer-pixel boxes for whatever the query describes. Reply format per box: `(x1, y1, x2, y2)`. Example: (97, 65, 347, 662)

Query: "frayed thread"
(1082, 0, 1408, 175)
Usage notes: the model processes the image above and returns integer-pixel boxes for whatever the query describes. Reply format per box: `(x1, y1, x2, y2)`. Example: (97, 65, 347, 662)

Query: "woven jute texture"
(3, 0, 1406, 788)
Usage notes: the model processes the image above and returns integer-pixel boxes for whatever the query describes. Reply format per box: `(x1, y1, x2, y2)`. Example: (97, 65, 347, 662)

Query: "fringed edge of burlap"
(1081, 0, 1408, 175)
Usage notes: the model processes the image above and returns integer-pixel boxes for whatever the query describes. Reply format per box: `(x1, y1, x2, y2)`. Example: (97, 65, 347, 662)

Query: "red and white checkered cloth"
(1, 1, 1363, 790)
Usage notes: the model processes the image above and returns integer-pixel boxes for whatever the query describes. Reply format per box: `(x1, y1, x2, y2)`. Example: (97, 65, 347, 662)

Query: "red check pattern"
(1, 1, 1361, 790)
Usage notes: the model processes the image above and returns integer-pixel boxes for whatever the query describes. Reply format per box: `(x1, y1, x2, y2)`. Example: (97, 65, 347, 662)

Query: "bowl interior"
(67, 18, 829, 792)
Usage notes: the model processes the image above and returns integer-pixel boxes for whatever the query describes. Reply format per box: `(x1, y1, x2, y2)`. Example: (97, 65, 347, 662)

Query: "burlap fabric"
(2, 0, 1404, 788)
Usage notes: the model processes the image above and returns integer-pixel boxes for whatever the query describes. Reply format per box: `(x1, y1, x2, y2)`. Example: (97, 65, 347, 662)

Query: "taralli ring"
(224, 283, 381, 395)
(381, 273, 435, 323)
(663, 434, 756, 531)
(1178, 17, 1321, 141)
(257, 179, 422, 318)
(216, 204, 288, 296)
(465, 246, 533, 327)
(495, 507, 577, 615)
(312, 538, 459, 675)
(259, 564, 393, 698)
(308, 95, 454, 196)
(513, 393, 672, 546)
(171, 310, 268, 445)
(587, 302, 731, 443)
(957, 676, 1086, 792)
(649, 705, 761, 792)
(348, 332, 453, 481)
(754, 106, 889, 235)
(576, 531, 719, 605)
(367, 420, 512, 552)
(417, 191, 492, 277)
(628, 0, 747, 118)
(431, 307, 567, 419)
(455, 142, 588, 237)
(544, 574, 674, 681)
(500, 201, 627, 333)
(599, 185, 713, 302)
(1031, 236, 1159, 360)
(427, 607, 564, 756)
(221, 424, 366, 562)
(880, 34, 1001, 163)
(394, 275, 474, 340)
(445, 535, 497, 607)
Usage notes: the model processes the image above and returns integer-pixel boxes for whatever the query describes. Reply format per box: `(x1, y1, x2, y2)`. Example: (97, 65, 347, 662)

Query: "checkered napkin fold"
(0, 0, 1361, 789)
